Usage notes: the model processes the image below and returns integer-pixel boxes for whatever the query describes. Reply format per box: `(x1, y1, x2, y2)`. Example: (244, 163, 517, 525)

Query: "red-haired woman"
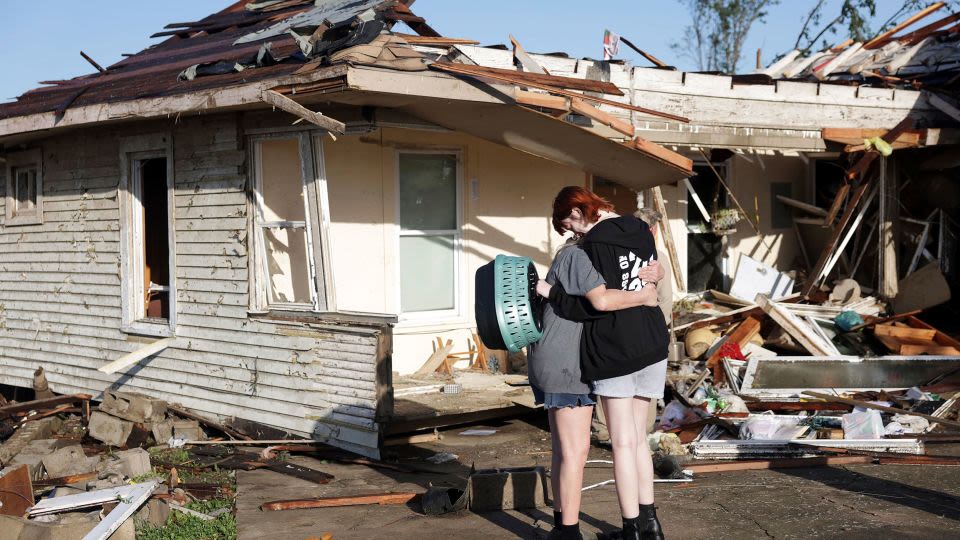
(540, 186, 669, 540)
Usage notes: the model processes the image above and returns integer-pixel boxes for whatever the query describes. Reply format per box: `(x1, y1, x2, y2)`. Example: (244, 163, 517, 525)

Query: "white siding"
(0, 115, 388, 457)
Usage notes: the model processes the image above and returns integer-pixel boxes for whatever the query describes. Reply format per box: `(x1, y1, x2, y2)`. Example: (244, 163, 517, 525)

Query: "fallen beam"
(571, 98, 635, 137)
(261, 492, 419, 511)
(0, 394, 92, 418)
(261, 90, 346, 136)
(863, 2, 946, 49)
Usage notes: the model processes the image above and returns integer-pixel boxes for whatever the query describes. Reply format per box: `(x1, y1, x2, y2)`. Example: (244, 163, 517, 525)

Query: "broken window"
(398, 152, 460, 315)
(4, 149, 43, 226)
(251, 135, 325, 310)
(119, 135, 176, 336)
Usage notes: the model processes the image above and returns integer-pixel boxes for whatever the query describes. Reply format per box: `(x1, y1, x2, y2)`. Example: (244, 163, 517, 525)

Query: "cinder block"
(99, 391, 167, 423)
(41, 445, 99, 478)
(88, 411, 134, 447)
(467, 466, 548, 512)
(151, 419, 174, 444)
(9, 438, 69, 477)
(172, 420, 203, 441)
(112, 448, 152, 478)
(135, 499, 171, 527)
(0, 417, 62, 465)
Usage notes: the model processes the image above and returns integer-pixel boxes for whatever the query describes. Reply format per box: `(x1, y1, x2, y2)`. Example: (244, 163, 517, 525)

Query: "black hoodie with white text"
(549, 215, 669, 382)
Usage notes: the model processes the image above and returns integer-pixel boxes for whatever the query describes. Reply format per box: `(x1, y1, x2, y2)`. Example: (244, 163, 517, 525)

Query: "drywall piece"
(28, 481, 159, 540)
(98, 338, 174, 374)
(739, 355, 960, 399)
(729, 254, 794, 302)
(893, 260, 951, 313)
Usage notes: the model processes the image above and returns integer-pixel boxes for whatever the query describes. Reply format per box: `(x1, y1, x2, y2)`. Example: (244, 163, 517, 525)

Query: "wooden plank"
(899, 344, 960, 356)
(429, 62, 690, 123)
(415, 340, 454, 375)
(570, 98, 634, 137)
(0, 394, 92, 418)
(863, 2, 946, 49)
(776, 195, 828, 217)
(260, 90, 346, 135)
(261, 493, 419, 511)
(804, 390, 960, 430)
(686, 456, 871, 474)
(882, 12, 960, 46)
(431, 61, 623, 95)
(619, 36, 670, 69)
(757, 295, 835, 356)
(515, 90, 569, 111)
(509, 35, 548, 75)
(706, 316, 761, 381)
(873, 324, 937, 341)
(632, 137, 693, 172)
(651, 186, 685, 292)
(393, 33, 479, 45)
(928, 93, 960, 124)
(98, 338, 175, 374)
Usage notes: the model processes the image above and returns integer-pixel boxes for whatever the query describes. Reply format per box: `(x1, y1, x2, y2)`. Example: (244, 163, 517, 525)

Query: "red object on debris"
(716, 341, 746, 361)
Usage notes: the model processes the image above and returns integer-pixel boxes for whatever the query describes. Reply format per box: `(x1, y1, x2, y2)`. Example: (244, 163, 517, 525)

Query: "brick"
(99, 391, 167, 423)
(87, 411, 133, 447)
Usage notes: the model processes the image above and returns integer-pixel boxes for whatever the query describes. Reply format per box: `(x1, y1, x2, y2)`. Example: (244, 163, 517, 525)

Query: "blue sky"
(0, 1, 919, 103)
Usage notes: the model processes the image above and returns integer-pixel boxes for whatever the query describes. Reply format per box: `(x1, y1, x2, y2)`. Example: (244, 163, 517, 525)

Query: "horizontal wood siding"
(0, 115, 386, 457)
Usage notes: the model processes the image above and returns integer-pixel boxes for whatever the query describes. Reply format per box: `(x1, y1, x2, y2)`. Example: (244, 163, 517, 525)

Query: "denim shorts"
(531, 385, 596, 410)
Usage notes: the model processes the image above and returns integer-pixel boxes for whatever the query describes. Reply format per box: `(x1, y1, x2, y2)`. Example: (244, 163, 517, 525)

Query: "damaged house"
(1, 0, 959, 458)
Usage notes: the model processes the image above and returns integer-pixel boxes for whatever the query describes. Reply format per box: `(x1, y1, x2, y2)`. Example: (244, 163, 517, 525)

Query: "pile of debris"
(0, 379, 346, 539)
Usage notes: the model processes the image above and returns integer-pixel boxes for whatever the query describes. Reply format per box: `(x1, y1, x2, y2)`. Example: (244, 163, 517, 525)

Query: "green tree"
(672, 0, 780, 74)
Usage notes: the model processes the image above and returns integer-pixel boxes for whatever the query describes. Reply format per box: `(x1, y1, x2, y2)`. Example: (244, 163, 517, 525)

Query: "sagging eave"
(0, 64, 353, 144)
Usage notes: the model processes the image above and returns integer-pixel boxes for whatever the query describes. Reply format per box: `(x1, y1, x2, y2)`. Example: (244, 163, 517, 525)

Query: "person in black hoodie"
(542, 186, 669, 540)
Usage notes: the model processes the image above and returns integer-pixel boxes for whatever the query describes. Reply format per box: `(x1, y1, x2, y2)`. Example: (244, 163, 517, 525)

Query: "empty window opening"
(139, 158, 170, 320)
(253, 137, 318, 308)
(13, 166, 38, 215)
(5, 149, 43, 226)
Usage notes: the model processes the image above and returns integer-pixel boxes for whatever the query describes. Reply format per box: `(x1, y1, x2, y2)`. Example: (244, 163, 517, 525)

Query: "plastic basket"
(475, 255, 543, 353)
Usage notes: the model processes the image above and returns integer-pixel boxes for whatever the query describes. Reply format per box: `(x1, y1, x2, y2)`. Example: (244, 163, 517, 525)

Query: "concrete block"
(87, 411, 133, 447)
(41, 445, 99, 478)
(135, 499, 171, 527)
(112, 448, 152, 479)
(0, 512, 97, 540)
(151, 419, 174, 444)
(99, 391, 167, 423)
(0, 417, 62, 466)
(467, 466, 548, 512)
(9, 439, 69, 478)
(172, 420, 203, 441)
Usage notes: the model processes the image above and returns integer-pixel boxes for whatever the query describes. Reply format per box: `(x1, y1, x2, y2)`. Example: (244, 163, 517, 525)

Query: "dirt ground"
(235, 413, 960, 540)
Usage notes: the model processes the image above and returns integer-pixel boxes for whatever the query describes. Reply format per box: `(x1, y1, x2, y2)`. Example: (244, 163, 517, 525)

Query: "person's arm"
(538, 279, 659, 313)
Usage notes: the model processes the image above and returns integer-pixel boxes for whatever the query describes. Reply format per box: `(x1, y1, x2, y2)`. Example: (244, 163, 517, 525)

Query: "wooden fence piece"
(416, 340, 455, 375)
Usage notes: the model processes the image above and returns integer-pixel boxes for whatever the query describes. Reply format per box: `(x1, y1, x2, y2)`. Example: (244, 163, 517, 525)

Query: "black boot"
(638, 504, 664, 540)
(602, 516, 642, 540)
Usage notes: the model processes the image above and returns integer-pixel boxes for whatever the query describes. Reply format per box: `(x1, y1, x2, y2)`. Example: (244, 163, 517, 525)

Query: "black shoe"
(547, 524, 584, 540)
(637, 505, 664, 540)
(602, 517, 642, 540)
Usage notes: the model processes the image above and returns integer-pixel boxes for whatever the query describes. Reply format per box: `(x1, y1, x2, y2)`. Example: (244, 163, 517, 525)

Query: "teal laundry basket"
(475, 255, 543, 353)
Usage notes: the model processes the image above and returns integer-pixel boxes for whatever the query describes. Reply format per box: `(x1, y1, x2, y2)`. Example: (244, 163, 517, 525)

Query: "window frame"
(248, 132, 329, 313)
(394, 149, 464, 322)
(118, 134, 177, 337)
(4, 148, 43, 226)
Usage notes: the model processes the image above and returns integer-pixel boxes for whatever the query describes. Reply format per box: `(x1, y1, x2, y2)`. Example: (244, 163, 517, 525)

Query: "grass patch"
(136, 499, 236, 540)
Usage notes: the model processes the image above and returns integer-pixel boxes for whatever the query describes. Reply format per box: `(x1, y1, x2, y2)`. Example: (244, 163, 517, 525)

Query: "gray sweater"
(527, 245, 605, 394)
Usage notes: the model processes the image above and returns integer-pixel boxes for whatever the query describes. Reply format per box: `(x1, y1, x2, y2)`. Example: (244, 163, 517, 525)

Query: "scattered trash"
(426, 452, 459, 464)
(459, 429, 497, 436)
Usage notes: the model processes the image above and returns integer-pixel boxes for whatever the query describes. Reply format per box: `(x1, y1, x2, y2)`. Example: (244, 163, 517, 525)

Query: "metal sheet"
(740, 356, 960, 399)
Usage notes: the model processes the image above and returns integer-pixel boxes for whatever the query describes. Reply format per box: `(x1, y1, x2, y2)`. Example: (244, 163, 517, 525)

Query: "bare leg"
(633, 397, 655, 505)
(552, 405, 594, 525)
(548, 409, 562, 519)
(600, 396, 640, 518)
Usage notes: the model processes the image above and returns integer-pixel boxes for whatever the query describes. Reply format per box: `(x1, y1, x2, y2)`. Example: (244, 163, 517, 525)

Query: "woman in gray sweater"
(528, 239, 661, 540)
